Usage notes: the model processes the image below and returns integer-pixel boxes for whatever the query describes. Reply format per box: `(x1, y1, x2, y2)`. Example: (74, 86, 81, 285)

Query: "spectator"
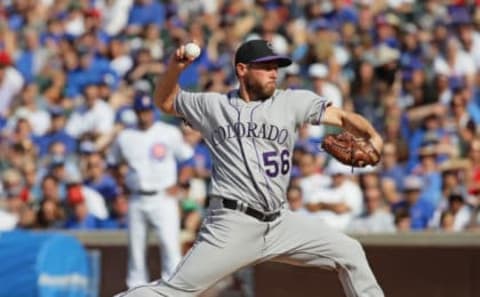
(286, 184, 305, 213)
(1, 168, 24, 203)
(34, 106, 77, 157)
(201, 63, 230, 93)
(7, 83, 50, 136)
(14, 201, 36, 229)
(99, 0, 133, 37)
(295, 124, 323, 159)
(438, 158, 471, 201)
(393, 207, 411, 233)
(304, 160, 363, 231)
(19, 160, 41, 203)
(15, 28, 49, 83)
(358, 169, 381, 190)
(83, 8, 110, 55)
(0, 206, 18, 231)
(83, 152, 119, 210)
(181, 124, 212, 206)
(350, 59, 383, 131)
(64, 197, 100, 230)
(126, 48, 164, 88)
(3, 118, 37, 171)
(44, 152, 79, 197)
(392, 175, 435, 230)
(126, 0, 166, 36)
(297, 151, 331, 211)
(136, 23, 164, 60)
(246, 6, 289, 57)
(380, 142, 406, 192)
(438, 210, 456, 232)
(65, 178, 109, 223)
(448, 87, 478, 154)
(372, 43, 400, 93)
(455, 11, 480, 71)
(429, 189, 473, 232)
(407, 113, 447, 173)
(1, 168, 37, 229)
(108, 37, 133, 78)
(413, 145, 443, 207)
(0, 51, 24, 117)
(36, 199, 65, 229)
(308, 63, 343, 108)
(98, 193, 129, 229)
(64, 48, 119, 99)
(65, 83, 115, 140)
(468, 138, 480, 196)
(39, 174, 63, 203)
(348, 186, 396, 234)
(281, 63, 303, 89)
(433, 37, 475, 88)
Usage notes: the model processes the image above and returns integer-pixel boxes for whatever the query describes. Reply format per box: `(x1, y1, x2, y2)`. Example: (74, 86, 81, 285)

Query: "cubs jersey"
(109, 122, 194, 192)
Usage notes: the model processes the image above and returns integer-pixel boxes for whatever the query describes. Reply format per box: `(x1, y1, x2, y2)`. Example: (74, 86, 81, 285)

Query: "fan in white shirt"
(0, 54, 25, 117)
(304, 160, 364, 231)
(66, 83, 114, 139)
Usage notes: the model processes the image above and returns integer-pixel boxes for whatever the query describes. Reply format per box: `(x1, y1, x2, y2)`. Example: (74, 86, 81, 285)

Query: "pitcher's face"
(239, 61, 279, 100)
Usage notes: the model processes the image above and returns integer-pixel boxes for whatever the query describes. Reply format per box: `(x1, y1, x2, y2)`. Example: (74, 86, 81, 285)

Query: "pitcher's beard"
(245, 78, 276, 100)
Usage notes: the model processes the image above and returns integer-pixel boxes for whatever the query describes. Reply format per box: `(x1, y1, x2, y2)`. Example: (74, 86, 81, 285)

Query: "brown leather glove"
(321, 131, 381, 167)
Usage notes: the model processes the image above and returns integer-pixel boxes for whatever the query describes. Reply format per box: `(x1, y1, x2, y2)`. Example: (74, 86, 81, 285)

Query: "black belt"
(137, 190, 158, 196)
(221, 198, 281, 222)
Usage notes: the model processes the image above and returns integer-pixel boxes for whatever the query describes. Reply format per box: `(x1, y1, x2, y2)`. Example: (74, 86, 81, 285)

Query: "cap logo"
(266, 42, 273, 50)
(142, 96, 151, 105)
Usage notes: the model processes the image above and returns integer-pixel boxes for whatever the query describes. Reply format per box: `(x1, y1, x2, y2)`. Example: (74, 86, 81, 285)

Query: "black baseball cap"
(235, 39, 292, 67)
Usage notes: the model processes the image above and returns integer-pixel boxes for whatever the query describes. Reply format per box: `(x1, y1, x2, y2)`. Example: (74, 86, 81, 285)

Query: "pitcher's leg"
(120, 208, 266, 297)
(126, 199, 149, 288)
(268, 211, 384, 297)
(114, 285, 160, 297)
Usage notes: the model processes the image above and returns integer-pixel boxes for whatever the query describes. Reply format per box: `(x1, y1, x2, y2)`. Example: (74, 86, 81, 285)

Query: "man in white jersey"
(109, 93, 194, 289)
(117, 39, 384, 297)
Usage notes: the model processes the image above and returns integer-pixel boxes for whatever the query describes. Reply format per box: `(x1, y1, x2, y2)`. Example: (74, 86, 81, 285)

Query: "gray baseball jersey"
(174, 88, 331, 212)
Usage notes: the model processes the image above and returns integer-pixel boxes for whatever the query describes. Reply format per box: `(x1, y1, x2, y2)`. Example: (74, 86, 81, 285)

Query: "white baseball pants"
(126, 193, 181, 289)
(119, 198, 384, 296)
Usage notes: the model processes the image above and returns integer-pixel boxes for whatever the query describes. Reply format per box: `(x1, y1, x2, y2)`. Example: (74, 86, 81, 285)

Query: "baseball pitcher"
(117, 39, 384, 297)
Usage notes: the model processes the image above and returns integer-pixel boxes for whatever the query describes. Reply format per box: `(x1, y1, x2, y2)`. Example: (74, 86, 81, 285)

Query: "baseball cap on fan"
(235, 39, 292, 67)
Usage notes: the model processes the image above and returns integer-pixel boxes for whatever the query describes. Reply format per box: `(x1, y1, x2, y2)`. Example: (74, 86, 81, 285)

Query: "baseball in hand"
(184, 42, 201, 59)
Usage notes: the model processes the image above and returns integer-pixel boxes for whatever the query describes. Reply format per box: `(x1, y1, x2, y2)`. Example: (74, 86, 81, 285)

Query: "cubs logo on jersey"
(150, 143, 167, 161)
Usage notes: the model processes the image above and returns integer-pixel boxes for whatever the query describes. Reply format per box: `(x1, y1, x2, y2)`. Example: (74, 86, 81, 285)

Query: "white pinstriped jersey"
(109, 122, 194, 192)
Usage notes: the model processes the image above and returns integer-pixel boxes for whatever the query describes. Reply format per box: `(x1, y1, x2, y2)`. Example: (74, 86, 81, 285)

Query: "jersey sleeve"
(174, 90, 208, 130)
(285, 89, 332, 126)
(106, 136, 123, 166)
(170, 127, 195, 162)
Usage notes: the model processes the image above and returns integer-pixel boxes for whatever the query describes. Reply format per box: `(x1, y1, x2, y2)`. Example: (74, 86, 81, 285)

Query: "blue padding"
(0, 231, 90, 297)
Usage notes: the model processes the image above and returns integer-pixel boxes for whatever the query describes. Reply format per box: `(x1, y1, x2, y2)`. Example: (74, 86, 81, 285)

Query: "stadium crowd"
(1, 0, 480, 238)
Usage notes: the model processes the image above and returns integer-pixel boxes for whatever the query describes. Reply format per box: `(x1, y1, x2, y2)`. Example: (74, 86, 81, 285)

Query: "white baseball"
(184, 42, 201, 59)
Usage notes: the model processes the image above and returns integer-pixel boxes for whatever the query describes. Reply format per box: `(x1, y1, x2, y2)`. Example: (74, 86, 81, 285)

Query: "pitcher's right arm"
(154, 45, 196, 115)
